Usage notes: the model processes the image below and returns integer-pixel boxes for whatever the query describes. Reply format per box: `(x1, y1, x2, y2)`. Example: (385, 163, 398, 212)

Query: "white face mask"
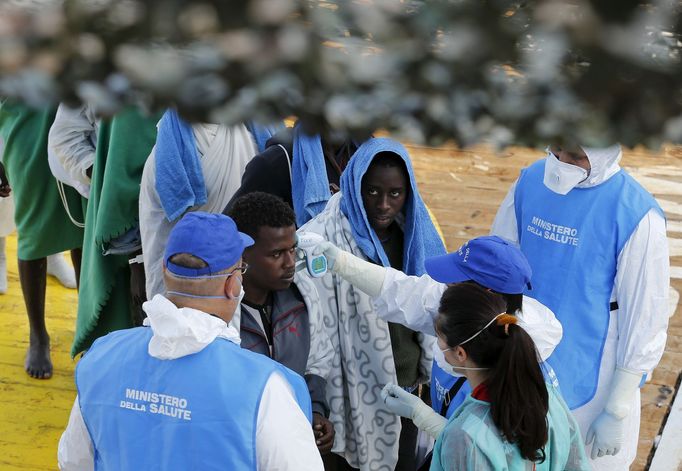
(433, 342, 489, 375)
(543, 152, 589, 195)
(433, 342, 462, 377)
(226, 277, 245, 301)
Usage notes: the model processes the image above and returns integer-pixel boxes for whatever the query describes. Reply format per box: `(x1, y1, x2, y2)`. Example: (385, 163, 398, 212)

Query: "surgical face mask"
(433, 343, 489, 373)
(433, 342, 462, 377)
(543, 152, 589, 195)
(166, 275, 245, 301)
(232, 285, 245, 304)
(434, 312, 507, 373)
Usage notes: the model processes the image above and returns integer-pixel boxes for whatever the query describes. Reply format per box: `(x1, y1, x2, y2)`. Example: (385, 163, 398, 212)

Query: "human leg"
(47, 252, 77, 289)
(70, 248, 82, 289)
(129, 251, 147, 326)
(395, 416, 419, 470)
(19, 257, 52, 379)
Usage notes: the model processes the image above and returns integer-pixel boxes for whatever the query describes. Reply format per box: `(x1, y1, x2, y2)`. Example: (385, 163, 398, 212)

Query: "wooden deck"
(0, 144, 680, 469)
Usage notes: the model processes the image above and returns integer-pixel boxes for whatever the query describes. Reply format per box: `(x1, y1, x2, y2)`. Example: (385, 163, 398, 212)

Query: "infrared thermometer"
(296, 231, 328, 278)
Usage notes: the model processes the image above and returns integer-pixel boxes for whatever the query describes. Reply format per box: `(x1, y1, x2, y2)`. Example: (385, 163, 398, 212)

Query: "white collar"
(142, 294, 241, 360)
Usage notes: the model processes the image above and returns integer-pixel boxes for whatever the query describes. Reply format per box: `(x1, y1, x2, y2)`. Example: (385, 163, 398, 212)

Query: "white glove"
(585, 367, 643, 459)
(312, 241, 341, 270)
(585, 410, 625, 459)
(313, 241, 386, 297)
(381, 383, 446, 440)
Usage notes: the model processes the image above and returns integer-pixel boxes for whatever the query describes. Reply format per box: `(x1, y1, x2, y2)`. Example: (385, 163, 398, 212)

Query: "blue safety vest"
(431, 361, 559, 419)
(514, 159, 661, 409)
(430, 363, 471, 419)
(76, 327, 312, 470)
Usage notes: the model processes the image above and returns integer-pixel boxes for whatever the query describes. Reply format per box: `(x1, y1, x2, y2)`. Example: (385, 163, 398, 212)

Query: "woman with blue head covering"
(296, 137, 445, 471)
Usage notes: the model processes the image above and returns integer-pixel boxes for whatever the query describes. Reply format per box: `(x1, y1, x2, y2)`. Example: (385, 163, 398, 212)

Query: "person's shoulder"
(91, 326, 148, 348)
(247, 139, 292, 171)
(265, 128, 293, 150)
(286, 282, 305, 303)
(520, 296, 552, 315)
(441, 407, 495, 455)
(78, 327, 150, 367)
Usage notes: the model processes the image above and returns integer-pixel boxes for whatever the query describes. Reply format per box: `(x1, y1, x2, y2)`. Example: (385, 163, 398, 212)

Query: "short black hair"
(227, 192, 296, 240)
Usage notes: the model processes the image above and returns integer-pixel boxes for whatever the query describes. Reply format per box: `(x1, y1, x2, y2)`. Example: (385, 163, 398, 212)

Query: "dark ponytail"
(435, 283, 549, 463)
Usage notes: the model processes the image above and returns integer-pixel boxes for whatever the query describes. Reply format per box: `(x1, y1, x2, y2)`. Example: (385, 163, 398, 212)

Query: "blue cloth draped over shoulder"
(245, 121, 283, 152)
(339, 137, 446, 276)
(291, 125, 330, 227)
(155, 109, 279, 222)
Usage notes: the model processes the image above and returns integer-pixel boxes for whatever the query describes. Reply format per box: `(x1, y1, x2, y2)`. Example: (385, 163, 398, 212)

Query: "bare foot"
(25, 340, 53, 379)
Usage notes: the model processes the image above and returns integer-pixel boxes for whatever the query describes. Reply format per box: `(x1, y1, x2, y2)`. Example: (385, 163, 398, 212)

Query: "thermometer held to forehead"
(297, 231, 328, 278)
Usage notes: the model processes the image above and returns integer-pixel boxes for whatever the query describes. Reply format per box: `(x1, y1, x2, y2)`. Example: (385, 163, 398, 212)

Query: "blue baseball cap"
(164, 212, 254, 277)
(424, 236, 532, 294)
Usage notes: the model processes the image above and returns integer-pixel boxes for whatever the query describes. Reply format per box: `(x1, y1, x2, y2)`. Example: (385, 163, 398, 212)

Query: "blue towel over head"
(340, 137, 446, 275)
(291, 124, 330, 227)
(154, 109, 206, 222)
(155, 109, 283, 222)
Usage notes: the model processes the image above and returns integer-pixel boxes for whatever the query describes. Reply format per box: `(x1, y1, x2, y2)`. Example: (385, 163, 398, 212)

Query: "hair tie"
(496, 313, 517, 336)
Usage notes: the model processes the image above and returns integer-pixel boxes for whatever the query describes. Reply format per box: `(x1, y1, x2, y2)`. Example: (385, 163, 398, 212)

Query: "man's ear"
(224, 273, 241, 300)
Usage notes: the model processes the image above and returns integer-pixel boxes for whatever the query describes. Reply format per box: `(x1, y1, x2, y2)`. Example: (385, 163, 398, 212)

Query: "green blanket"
(72, 107, 159, 356)
(0, 102, 84, 260)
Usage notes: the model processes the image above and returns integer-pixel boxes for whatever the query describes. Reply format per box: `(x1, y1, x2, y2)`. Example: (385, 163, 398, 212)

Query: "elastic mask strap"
(451, 366, 490, 371)
(166, 290, 226, 300)
(458, 312, 506, 346)
(166, 272, 231, 280)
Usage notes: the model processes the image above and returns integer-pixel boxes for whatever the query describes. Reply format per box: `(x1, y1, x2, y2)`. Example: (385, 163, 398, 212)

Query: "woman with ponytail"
(424, 283, 589, 470)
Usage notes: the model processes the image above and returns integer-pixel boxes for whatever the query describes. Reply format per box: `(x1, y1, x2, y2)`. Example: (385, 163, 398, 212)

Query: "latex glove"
(381, 383, 446, 440)
(585, 411, 625, 459)
(381, 383, 421, 418)
(585, 367, 643, 459)
(313, 241, 386, 297)
(312, 241, 341, 270)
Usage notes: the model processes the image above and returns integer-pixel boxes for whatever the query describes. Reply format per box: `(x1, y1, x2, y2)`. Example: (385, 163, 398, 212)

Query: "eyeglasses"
(226, 262, 249, 277)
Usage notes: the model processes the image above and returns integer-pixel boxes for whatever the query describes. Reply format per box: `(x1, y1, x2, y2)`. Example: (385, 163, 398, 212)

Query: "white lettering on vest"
(119, 388, 192, 421)
(527, 216, 579, 246)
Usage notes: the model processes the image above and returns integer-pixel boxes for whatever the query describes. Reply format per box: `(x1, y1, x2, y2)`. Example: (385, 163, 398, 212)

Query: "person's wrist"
(330, 249, 346, 274)
(604, 367, 643, 419)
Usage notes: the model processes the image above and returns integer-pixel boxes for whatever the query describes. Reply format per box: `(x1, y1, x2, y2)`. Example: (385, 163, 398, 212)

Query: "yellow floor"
(0, 233, 78, 471)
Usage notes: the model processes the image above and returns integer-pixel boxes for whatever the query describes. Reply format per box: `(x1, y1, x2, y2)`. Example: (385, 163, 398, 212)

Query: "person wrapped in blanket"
(297, 137, 446, 471)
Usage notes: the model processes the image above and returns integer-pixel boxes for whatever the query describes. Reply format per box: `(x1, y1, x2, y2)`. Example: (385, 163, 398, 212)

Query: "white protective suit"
(371, 267, 563, 362)
(57, 294, 323, 471)
(491, 146, 670, 469)
(139, 123, 257, 301)
(48, 104, 99, 199)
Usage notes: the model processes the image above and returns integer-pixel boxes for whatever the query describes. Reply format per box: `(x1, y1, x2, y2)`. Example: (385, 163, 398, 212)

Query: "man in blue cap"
(58, 212, 324, 470)
(313, 235, 562, 439)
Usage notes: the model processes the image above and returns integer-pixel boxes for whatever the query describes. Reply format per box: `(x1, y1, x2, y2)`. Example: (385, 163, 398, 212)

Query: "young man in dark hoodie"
(228, 192, 335, 457)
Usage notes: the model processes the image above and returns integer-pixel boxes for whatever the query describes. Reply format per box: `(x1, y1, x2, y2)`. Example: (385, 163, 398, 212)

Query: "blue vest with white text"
(430, 364, 471, 419)
(430, 361, 559, 418)
(514, 160, 661, 409)
(76, 327, 312, 471)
